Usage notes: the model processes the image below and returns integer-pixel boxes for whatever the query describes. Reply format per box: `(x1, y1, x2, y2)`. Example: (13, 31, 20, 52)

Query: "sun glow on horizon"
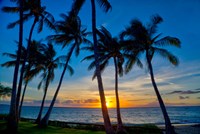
(106, 102, 109, 107)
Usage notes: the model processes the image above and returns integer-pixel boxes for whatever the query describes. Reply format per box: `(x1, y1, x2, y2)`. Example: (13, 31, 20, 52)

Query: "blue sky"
(0, 0, 200, 108)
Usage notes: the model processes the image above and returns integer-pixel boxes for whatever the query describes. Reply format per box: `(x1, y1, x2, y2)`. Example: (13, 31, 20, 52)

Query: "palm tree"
(82, 26, 126, 133)
(3, 0, 24, 132)
(90, 1, 115, 133)
(0, 83, 12, 100)
(1, 40, 45, 118)
(70, 0, 114, 133)
(18, 40, 45, 118)
(2, 0, 55, 115)
(38, 14, 88, 127)
(35, 43, 69, 124)
(121, 15, 181, 134)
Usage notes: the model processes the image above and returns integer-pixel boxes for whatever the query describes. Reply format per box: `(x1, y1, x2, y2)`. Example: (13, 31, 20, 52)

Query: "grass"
(0, 121, 162, 134)
(0, 117, 162, 134)
(0, 121, 105, 134)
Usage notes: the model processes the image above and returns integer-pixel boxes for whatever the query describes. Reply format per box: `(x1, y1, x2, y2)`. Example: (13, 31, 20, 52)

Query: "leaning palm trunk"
(146, 51, 175, 134)
(114, 58, 126, 134)
(35, 75, 50, 124)
(39, 45, 76, 128)
(16, 18, 37, 118)
(18, 82, 28, 118)
(7, 0, 23, 132)
(35, 87, 48, 124)
(91, 0, 114, 133)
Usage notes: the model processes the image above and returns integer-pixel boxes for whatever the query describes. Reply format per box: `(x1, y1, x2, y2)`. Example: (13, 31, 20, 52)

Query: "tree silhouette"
(83, 26, 126, 133)
(70, 0, 114, 133)
(121, 14, 181, 134)
(2, 0, 55, 118)
(35, 43, 68, 124)
(39, 14, 88, 127)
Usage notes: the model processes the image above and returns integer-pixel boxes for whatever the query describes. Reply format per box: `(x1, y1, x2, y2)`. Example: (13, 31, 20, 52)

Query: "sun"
(106, 102, 110, 108)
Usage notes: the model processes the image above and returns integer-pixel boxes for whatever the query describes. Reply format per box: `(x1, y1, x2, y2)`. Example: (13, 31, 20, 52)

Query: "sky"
(0, 0, 200, 108)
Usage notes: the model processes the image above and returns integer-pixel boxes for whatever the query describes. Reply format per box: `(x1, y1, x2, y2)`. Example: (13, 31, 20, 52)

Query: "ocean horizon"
(0, 104, 200, 125)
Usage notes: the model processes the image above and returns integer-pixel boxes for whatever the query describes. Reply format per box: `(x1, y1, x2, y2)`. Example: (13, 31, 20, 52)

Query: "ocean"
(0, 105, 200, 125)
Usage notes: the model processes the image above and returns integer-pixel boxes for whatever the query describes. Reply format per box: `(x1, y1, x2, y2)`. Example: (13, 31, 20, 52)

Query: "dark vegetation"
(0, 115, 162, 134)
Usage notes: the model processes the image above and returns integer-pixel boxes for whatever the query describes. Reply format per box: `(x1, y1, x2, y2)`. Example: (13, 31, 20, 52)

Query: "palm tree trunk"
(39, 45, 76, 128)
(7, 0, 23, 132)
(113, 57, 125, 134)
(146, 51, 175, 134)
(91, 0, 114, 133)
(35, 85, 48, 124)
(36, 71, 51, 124)
(16, 18, 37, 119)
(18, 82, 28, 118)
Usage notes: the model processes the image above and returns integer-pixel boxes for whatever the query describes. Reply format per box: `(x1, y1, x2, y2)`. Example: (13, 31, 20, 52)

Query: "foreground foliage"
(0, 120, 162, 134)
(0, 121, 105, 134)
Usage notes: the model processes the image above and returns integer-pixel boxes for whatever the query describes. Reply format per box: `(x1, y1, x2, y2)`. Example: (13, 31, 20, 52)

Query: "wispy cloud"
(142, 101, 189, 107)
(62, 99, 99, 104)
(166, 89, 200, 95)
(22, 99, 60, 106)
(128, 98, 155, 102)
(179, 96, 189, 100)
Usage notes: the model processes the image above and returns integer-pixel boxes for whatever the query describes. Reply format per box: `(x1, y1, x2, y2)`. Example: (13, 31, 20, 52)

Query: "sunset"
(0, 0, 200, 134)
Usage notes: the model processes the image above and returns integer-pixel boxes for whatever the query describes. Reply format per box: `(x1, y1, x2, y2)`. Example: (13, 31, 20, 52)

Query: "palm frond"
(124, 57, 136, 74)
(37, 18, 44, 33)
(148, 14, 163, 36)
(7, 13, 32, 29)
(69, 0, 86, 17)
(154, 36, 181, 48)
(96, 0, 112, 12)
(41, 13, 55, 31)
(2, 52, 17, 59)
(2, 6, 19, 13)
(75, 44, 80, 57)
(66, 64, 74, 76)
(117, 61, 124, 77)
(81, 55, 95, 62)
(154, 47, 179, 66)
(88, 61, 96, 71)
(1, 61, 17, 67)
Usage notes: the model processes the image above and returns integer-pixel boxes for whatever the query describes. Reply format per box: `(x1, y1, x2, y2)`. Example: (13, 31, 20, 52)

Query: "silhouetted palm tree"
(35, 43, 69, 124)
(1, 40, 45, 118)
(39, 14, 88, 127)
(90, 1, 115, 133)
(2, 0, 55, 115)
(83, 26, 126, 133)
(18, 40, 45, 118)
(121, 15, 181, 134)
(3, 0, 24, 131)
(70, 0, 114, 133)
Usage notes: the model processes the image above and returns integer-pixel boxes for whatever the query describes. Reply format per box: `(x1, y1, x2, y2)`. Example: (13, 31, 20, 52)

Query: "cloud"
(142, 101, 188, 107)
(179, 96, 189, 100)
(128, 98, 154, 102)
(166, 89, 200, 95)
(142, 101, 159, 107)
(83, 99, 99, 103)
(195, 88, 200, 91)
(141, 82, 172, 88)
(62, 99, 99, 104)
(22, 99, 60, 106)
